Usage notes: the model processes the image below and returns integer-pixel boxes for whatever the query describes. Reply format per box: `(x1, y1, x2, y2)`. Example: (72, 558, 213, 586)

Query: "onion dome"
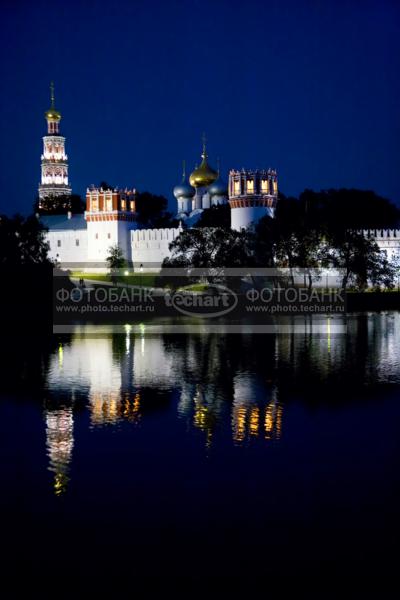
(173, 181, 195, 198)
(45, 108, 61, 120)
(45, 82, 61, 120)
(208, 178, 228, 197)
(189, 139, 218, 188)
(173, 161, 195, 198)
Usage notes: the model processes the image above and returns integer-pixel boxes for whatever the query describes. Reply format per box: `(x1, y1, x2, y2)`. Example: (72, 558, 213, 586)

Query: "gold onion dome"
(189, 142, 218, 188)
(45, 108, 61, 120)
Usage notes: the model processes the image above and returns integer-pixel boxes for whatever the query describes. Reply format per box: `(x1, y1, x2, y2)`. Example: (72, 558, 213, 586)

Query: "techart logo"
(166, 287, 238, 318)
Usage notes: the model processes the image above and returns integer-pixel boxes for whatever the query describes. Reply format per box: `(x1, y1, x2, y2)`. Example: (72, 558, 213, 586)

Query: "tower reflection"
(45, 406, 74, 496)
(44, 313, 397, 492)
(232, 377, 282, 443)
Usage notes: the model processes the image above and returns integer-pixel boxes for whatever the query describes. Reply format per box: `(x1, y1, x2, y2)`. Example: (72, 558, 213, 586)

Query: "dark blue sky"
(1, 0, 399, 215)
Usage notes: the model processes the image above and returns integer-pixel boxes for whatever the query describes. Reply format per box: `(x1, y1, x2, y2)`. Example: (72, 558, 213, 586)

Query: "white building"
(173, 138, 229, 225)
(39, 89, 400, 272)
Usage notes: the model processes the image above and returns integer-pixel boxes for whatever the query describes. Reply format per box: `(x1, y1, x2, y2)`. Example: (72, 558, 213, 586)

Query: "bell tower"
(38, 82, 72, 205)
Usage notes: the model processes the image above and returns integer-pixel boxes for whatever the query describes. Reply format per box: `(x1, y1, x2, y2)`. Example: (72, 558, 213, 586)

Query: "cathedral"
(39, 86, 400, 271)
(174, 138, 228, 224)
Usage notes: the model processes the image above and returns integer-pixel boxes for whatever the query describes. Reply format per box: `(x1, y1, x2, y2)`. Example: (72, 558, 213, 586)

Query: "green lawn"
(177, 283, 210, 292)
(70, 271, 156, 287)
(71, 272, 110, 282)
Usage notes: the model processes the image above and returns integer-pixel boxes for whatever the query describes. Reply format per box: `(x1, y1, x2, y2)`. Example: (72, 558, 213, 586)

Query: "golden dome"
(189, 142, 218, 188)
(45, 108, 61, 120)
(45, 81, 61, 120)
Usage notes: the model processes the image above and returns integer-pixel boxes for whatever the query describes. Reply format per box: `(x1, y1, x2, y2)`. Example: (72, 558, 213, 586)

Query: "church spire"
(201, 132, 207, 159)
(50, 81, 55, 108)
(45, 81, 61, 134)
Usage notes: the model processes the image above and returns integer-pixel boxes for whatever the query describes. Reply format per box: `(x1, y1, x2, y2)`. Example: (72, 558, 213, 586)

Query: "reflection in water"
(232, 377, 282, 443)
(43, 313, 400, 493)
(45, 406, 74, 496)
(90, 391, 141, 426)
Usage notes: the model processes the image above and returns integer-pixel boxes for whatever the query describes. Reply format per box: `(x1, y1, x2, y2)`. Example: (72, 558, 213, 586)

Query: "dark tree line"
(163, 189, 400, 290)
(135, 191, 178, 228)
(34, 194, 86, 215)
(0, 214, 55, 328)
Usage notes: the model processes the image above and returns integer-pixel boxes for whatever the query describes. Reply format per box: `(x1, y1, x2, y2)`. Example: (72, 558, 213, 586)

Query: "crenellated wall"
(359, 229, 400, 261)
(43, 216, 400, 276)
(131, 227, 182, 269)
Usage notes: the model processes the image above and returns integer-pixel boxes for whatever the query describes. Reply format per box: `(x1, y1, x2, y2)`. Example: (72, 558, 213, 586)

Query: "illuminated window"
(273, 179, 278, 193)
(106, 198, 112, 211)
(261, 179, 269, 193)
(92, 199, 98, 211)
(130, 201, 135, 211)
(247, 179, 254, 193)
(234, 180, 241, 195)
(121, 199, 126, 211)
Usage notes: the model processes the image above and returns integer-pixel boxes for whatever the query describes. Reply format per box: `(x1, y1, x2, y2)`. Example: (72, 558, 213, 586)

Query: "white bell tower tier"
(38, 82, 72, 203)
(229, 168, 278, 231)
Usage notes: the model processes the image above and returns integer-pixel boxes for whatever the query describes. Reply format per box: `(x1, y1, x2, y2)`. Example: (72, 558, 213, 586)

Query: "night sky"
(1, 0, 399, 215)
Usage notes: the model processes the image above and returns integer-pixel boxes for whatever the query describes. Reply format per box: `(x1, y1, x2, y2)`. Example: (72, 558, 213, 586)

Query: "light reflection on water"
(43, 313, 400, 495)
(45, 407, 74, 496)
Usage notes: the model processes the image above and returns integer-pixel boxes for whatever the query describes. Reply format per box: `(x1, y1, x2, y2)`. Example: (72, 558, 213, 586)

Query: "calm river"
(1, 313, 399, 586)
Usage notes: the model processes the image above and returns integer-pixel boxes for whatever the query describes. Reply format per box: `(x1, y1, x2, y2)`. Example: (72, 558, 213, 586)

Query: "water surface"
(1, 313, 399, 585)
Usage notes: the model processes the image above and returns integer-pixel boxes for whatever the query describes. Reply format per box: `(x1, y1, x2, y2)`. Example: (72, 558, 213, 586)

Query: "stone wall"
(131, 227, 182, 270)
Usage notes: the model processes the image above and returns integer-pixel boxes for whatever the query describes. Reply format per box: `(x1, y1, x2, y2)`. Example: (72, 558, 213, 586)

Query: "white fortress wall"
(360, 229, 400, 260)
(45, 229, 88, 264)
(87, 219, 137, 264)
(131, 227, 182, 270)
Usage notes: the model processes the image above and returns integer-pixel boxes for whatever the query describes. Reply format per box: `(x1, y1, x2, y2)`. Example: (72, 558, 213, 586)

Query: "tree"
(135, 191, 178, 228)
(196, 204, 231, 229)
(270, 189, 400, 289)
(167, 228, 253, 268)
(390, 251, 400, 290)
(327, 231, 395, 290)
(267, 196, 326, 288)
(162, 227, 254, 286)
(34, 194, 86, 215)
(0, 214, 50, 267)
(106, 244, 126, 281)
(298, 188, 400, 232)
(0, 214, 54, 327)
